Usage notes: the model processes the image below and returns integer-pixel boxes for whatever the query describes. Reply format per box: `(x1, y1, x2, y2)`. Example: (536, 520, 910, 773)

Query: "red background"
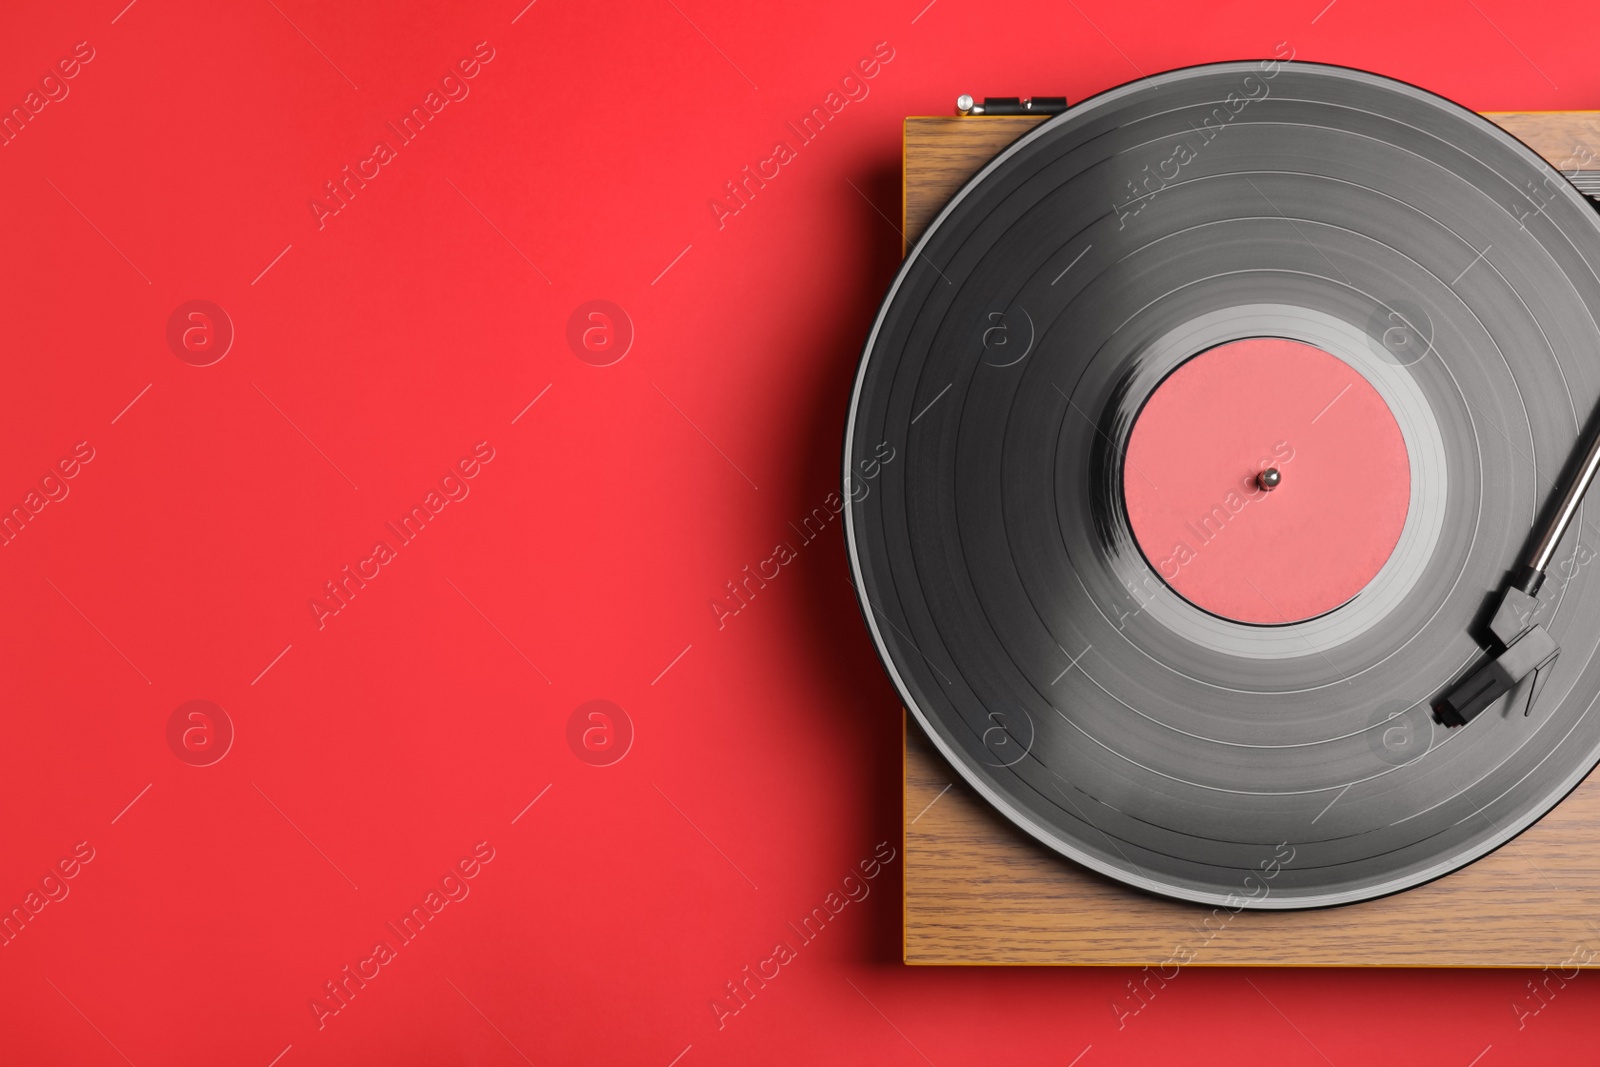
(1, 1, 1596, 1064)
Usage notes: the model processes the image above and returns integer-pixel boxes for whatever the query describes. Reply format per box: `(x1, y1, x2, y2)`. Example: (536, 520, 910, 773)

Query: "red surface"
(0, 1, 1596, 1065)
(1124, 338, 1409, 624)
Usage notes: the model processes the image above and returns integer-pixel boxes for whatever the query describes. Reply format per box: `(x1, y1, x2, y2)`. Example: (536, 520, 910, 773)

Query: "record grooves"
(845, 62, 1600, 907)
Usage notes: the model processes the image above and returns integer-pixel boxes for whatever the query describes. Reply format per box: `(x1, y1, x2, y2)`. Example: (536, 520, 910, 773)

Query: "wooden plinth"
(900, 109, 1600, 967)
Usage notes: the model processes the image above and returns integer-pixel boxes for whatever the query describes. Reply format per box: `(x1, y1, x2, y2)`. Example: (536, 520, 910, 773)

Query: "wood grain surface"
(900, 110, 1600, 967)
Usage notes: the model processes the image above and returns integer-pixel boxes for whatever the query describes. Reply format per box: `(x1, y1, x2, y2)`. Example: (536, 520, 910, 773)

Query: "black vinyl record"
(844, 62, 1600, 907)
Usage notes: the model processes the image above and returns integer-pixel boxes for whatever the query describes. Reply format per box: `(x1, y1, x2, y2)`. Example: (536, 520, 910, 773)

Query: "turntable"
(843, 63, 1600, 964)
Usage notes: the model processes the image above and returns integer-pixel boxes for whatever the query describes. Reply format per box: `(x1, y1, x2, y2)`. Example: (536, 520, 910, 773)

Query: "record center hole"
(1121, 337, 1411, 625)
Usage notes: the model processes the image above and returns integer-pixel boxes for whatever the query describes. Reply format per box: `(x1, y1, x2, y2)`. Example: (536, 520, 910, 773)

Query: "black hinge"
(955, 95, 1068, 116)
